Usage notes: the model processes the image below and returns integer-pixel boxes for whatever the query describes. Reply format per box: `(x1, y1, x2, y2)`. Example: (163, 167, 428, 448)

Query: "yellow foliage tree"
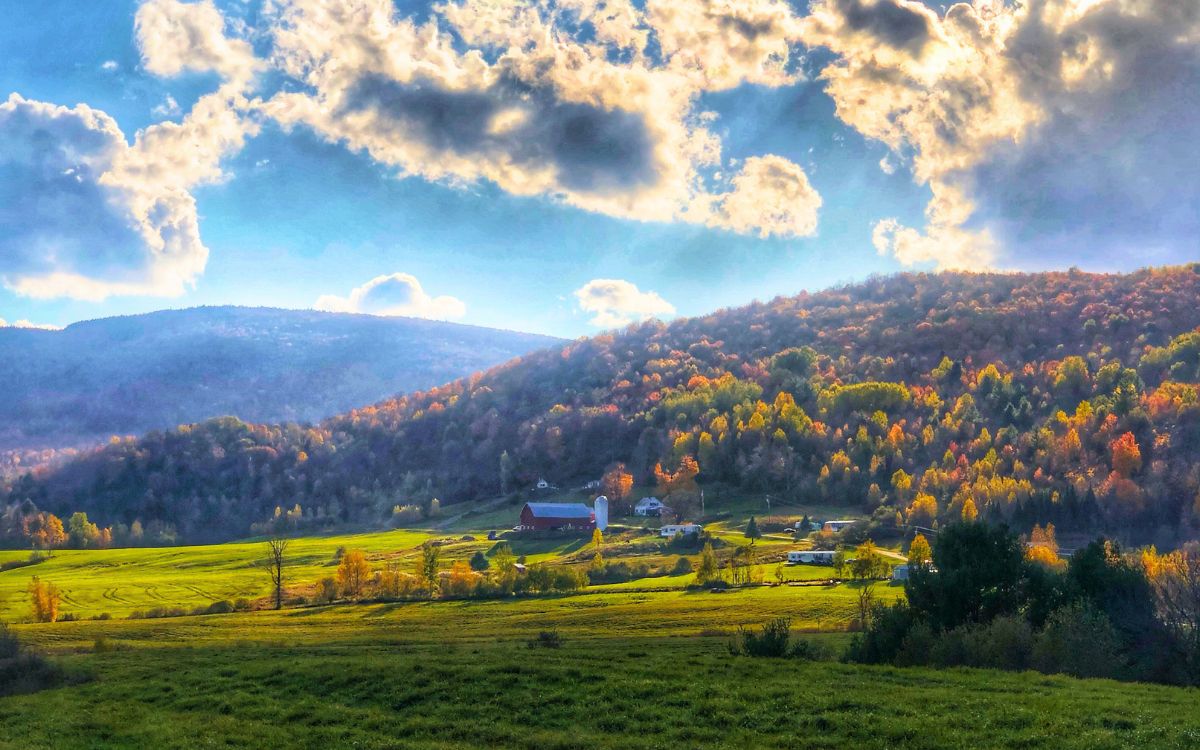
(28, 577, 60, 623)
(336, 549, 370, 598)
(907, 533, 932, 566)
(446, 561, 480, 597)
(961, 498, 979, 522)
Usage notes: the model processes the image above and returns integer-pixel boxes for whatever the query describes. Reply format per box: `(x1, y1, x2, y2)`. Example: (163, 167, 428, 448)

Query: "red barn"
(518, 502, 595, 531)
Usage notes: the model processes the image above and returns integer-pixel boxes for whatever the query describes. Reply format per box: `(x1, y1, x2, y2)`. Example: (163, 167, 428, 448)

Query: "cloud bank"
(803, 0, 1200, 270)
(5, 0, 1200, 304)
(315, 273, 467, 320)
(575, 278, 675, 328)
(0, 0, 258, 301)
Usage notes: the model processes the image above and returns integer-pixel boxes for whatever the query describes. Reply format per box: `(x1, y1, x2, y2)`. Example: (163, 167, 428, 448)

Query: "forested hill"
(0, 306, 559, 453)
(7, 267, 1200, 545)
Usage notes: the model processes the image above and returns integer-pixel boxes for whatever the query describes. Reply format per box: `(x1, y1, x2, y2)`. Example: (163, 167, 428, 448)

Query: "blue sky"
(1, 1, 1196, 337)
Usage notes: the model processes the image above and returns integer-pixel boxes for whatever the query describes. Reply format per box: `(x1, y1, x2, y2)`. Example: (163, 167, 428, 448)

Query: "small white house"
(635, 497, 665, 516)
(660, 523, 703, 537)
(787, 549, 837, 565)
(821, 519, 858, 533)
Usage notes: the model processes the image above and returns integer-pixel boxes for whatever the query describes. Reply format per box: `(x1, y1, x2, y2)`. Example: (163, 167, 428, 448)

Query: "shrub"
(1033, 602, 1122, 679)
(528, 630, 563, 649)
(845, 602, 917, 664)
(0, 625, 64, 697)
(790, 637, 835, 661)
(965, 615, 1034, 670)
(586, 560, 650, 585)
(317, 577, 338, 603)
(729, 617, 793, 658)
(0, 625, 18, 659)
(469, 551, 490, 571)
(671, 556, 694, 575)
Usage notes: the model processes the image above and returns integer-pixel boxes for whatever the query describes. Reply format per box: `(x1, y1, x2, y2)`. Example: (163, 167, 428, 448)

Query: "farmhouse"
(518, 502, 595, 531)
(787, 549, 837, 565)
(660, 523, 703, 537)
(635, 497, 665, 516)
(821, 519, 857, 533)
(891, 564, 910, 581)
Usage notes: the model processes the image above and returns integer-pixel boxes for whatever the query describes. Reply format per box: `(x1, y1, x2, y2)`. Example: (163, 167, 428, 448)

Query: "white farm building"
(660, 523, 703, 537)
(786, 550, 837, 565)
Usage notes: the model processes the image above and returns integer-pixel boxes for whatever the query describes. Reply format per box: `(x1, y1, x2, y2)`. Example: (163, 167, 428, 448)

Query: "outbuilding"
(635, 497, 665, 516)
(660, 523, 703, 537)
(821, 520, 857, 533)
(787, 549, 837, 565)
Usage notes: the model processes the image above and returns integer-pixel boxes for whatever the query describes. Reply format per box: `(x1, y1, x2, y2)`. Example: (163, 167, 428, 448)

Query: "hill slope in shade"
(0, 306, 561, 451)
(7, 265, 1200, 544)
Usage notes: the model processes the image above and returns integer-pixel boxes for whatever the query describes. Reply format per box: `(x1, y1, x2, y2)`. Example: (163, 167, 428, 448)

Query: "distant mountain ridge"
(0, 306, 561, 452)
(8, 266, 1200, 546)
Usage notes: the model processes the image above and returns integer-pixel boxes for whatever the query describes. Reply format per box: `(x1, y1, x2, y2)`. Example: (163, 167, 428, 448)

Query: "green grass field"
(4, 601, 1199, 749)
(4, 509, 1196, 749)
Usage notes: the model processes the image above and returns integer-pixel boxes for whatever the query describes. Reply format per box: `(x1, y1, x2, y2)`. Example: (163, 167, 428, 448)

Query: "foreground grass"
(2, 634, 1197, 749)
(4, 576, 1197, 749)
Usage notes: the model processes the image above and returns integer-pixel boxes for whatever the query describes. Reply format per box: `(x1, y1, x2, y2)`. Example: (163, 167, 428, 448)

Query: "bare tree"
(857, 579, 877, 631)
(1151, 543, 1200, 653)
(266, 536, 289, 610)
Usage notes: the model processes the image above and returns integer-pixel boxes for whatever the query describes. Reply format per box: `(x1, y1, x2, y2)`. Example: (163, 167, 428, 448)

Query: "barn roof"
(524, 502, 593, 519)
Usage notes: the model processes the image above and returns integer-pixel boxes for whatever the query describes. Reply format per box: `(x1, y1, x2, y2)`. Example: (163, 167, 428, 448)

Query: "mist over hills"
(0, 306, 561, 452)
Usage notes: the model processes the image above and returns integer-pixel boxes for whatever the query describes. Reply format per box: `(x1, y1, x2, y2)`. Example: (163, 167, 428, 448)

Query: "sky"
(1, 0, 1197, 338)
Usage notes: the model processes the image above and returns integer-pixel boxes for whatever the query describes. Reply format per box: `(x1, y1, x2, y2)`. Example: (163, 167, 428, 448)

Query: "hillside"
(0, 306, 559, 455)
(6, 266, 1200, 544)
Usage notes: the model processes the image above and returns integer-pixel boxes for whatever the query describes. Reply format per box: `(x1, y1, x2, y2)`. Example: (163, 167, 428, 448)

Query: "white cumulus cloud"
(315, 273, 467, 321)
(574, 279, 676, 328)
(0, 318, 61, 330)
(0, 0, 259, 301)
(135, 0, 260, 85)
(705, 155, 822, 238)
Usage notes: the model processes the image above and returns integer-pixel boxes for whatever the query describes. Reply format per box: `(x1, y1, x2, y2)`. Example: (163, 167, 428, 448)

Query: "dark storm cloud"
(969, 2, 1200, 266)
(835, 0, 932, 52)
(341, 72, 659, 194)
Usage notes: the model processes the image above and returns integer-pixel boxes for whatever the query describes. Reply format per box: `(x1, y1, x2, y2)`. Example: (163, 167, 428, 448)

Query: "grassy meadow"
(3, 500, 1198, 748)
(4, 607, 1200, 749)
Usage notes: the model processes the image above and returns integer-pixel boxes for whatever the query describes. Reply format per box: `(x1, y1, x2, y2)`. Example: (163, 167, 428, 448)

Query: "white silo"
(593, 495, 609, 531)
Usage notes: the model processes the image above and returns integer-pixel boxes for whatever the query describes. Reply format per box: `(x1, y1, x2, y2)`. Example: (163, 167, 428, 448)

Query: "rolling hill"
(6, 266, 1200, 544)
(0, 306, 560, 453)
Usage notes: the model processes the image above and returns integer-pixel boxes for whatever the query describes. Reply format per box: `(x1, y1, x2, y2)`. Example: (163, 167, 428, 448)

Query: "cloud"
(134, 0, 260, 85)
(574, 279, 675, 328)
(152, 94, 181, 118)
(644, 0, 804, 90)
(706, 155, 822, 238)
(802, 0, 1200, 269)
(101, 60, 119, 72)
(314, 273, 467, 320)
(0, 1, 259, 301)
(0, 318, 61, 330)
(0, 94, 208, 300)
(260, 0, 815, 235)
